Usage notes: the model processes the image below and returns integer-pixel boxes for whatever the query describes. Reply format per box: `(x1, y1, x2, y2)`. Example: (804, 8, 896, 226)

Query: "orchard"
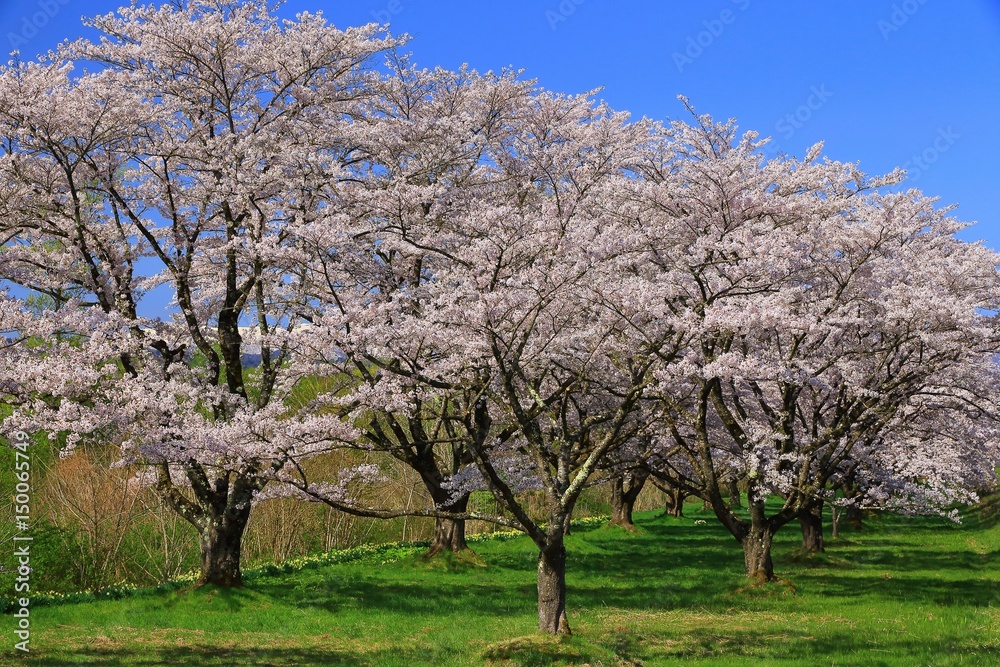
(1, 0, 997, 653)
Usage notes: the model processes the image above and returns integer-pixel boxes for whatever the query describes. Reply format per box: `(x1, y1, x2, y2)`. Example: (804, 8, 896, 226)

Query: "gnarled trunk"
(741, 523, 776, 583)
(426, 493, 470, 557)
(198, 509, 250, 587)
(157, 463, 255, 589)
(663, 487, 686, 517)
(609, 472, 647, 530)
(610, 477, 634, 527)
(798, 501, 824, 552)
(428, 516, 468, 556)
(537, 540, 570, 635)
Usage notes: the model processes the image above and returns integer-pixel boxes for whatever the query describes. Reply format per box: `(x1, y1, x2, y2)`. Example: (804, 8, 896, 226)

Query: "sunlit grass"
(8, 500, 999, 666)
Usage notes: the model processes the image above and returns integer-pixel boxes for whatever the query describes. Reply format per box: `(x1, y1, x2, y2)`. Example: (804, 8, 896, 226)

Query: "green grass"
(4, 502, 998, 666)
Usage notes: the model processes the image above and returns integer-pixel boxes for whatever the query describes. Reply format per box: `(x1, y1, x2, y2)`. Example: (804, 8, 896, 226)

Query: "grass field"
(4, 500, 998, 666)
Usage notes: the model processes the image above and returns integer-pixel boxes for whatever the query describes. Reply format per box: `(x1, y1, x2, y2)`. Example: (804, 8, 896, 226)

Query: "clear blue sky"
(3, 0, 999, 252)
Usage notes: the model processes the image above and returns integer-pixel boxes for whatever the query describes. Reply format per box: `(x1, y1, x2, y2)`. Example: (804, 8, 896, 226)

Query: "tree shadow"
(26, 646, 367, 666)
(641, 625, 1000, 665)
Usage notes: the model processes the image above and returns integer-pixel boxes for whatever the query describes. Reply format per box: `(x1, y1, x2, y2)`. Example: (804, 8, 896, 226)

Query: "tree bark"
(741, 523, 776, 583)
(158, 462, 256, 589)
(198, 509, 250, 587)
(663, 487, 686, 517)
(537, 540, 570, 635)
(609, 471, 647, 530)
(406, 439, 473, 559)
(842, 480, 865, 528)
(738, 494, 778, 583)
(610, 476, 633, 527)
(728, 478, 742, 508)
(425, 493, 470, 557)
(555, 495, 577, 536)
(845, 503, 864, 529)
(798, 501, 824, 552)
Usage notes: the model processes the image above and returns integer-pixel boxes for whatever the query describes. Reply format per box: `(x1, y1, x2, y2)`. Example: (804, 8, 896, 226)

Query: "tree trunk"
(425, 493, 470, 557)
(198, 512, 250, 587)
(842, 481, 865, 528)
(728, 478, 742, 508)
(798, 501, 824, 552)
(664, 487, 686, 517)
(609, 473, 646, 530)
(158, 463, 255, 589)
(610, 477, 634, 527)
(560, 495, 579, 536)
(537, 540, 570, 635)
(845, 503, 864, 529)
(741, 523, 776, 583)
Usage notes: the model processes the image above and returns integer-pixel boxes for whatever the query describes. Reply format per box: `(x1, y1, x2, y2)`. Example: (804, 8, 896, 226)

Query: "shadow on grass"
(248, 510, 998, 621)
(25, 646, 366, 666)
(250, 517, 752, 618)
(254, 572, 536, 619)
(792, 568, 1000, 606)
(482, 634, 616, 667)
(24, 506, 1000, 666)
(156, 584, 259, 614)
(638, 624, 1000, 665)
(477, 617, 1000, 667)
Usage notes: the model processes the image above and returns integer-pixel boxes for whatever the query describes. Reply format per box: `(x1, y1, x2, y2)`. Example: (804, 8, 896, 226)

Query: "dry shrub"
(129, 491, 198, 584)
(243, 451, 438, 567)
(635, 481, 668, 512)
(30, 442, 673, 589)
(37, 446, 141, 591)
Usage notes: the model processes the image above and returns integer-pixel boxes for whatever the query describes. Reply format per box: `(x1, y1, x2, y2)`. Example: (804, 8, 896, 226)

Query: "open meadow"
(6, 501, 999, 666)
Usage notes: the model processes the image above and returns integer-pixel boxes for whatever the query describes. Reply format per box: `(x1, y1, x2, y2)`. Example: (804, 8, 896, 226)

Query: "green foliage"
(6, 503, 999, 665)
(0, 519, 82, 595)
(968, 491, 1000, 529)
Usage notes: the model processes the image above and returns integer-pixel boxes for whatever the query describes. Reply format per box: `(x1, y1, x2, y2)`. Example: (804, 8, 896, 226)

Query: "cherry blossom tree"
(282, 86, 672, 634)
(279, 62, 536, 557)
(633, 107, 1000, 581)
(1, 2, 996, 637)
(596, 436, 659, 531)
(0, 0, 397, 586)
(607, 468, 650, 531)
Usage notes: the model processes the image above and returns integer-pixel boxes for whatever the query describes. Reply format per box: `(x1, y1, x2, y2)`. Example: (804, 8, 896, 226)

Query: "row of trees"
(1, 1, 998, 635)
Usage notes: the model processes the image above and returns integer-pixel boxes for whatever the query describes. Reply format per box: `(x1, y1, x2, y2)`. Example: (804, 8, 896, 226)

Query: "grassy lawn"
(3, 501, 998, 666)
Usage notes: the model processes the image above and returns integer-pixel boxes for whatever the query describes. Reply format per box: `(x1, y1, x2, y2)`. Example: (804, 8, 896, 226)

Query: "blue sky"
(3, 0, 998, 249)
